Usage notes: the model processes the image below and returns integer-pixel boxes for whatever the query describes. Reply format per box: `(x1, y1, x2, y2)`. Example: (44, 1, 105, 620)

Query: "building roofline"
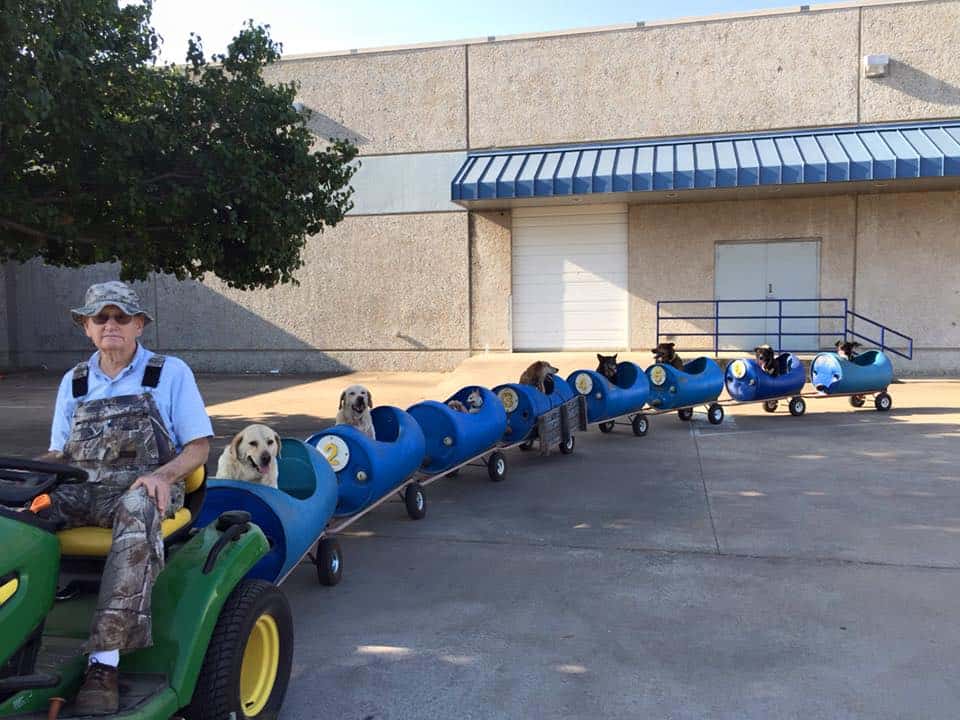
(276, 0, 938, 63)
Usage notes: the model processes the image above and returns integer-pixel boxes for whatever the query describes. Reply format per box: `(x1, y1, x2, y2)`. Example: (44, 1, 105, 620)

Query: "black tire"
(598, 420, 616, 434)
(518, 439, 535, 451)
(315, 538, 342, 587)
(763, 400, 778, 413)
(849, 394, 866, 408)
(788, 397, 806, 417)
(707, 404, 724, 425)
(631, 414, 649, 437)
(186, 579, 293, 720)
(677, 407, 694, 422)
(559, 435, 575, 455)
(875, 392, 892, 412)
(487, 451, 507, 482)
(404, 482, 427, 520)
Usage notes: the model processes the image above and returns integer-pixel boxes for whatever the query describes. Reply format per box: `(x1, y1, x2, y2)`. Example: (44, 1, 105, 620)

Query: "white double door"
(715, 240, 820, 351)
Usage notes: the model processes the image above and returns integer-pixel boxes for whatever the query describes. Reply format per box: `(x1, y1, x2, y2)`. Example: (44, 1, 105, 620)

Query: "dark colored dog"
(754, 344, 780, 376)
(835, 340, 862, 360)
(651, 342, 685, 371)
(596, 353, 618, 383)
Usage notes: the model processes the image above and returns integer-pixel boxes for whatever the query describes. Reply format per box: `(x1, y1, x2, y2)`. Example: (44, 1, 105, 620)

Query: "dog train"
(204, 340, 895, 588)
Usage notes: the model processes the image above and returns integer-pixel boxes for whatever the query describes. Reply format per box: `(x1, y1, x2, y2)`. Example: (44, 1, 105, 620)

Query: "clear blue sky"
(148, 0, 837, 61)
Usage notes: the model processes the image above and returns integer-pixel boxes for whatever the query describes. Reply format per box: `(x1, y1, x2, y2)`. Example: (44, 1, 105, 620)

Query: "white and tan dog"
(216, 423, 281, 488)
(336, 384, 376, 440)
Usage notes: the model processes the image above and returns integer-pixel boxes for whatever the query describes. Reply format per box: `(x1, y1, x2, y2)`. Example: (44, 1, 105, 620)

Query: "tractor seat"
(57, 466, 206, 557)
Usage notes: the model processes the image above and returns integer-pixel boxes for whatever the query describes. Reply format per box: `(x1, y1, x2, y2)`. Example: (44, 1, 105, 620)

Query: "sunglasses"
(90, 312, 135, 325)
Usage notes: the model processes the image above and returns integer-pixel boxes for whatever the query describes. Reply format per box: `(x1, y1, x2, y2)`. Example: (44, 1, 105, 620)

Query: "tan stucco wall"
(265, 46, 466, 155)
(860, 1, 960, 123)
(470, 210, 512, 351)
(468, 9, 860, 149)
(10, 213, 470, 373)
(855, 190, 960, 373)
(629, 196, 858, 351)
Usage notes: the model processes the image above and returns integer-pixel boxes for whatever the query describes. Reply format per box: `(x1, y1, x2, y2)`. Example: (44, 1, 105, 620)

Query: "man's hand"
(131, 473, 173, 515)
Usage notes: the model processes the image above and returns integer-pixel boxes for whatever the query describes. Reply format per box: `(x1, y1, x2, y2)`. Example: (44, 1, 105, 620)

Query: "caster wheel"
(631, 414, 649, 436)
(788, 397, 806, 417)
(677, 407, 694, 422)
(559, 436, 575, 454)
(707, 403, 724, 425)
(598, 420, 615, 434)
(763, 400, 778, 413)
(404, 482, 427, 520)
(487, 451, 507, 482)
(875, 392, 892, 412)
(849, 394, 866, 408)
(315, 538, 343, 586)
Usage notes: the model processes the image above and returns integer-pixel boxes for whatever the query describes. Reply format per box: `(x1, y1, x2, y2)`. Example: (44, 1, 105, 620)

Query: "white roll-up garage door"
(511, 204, 629, 350)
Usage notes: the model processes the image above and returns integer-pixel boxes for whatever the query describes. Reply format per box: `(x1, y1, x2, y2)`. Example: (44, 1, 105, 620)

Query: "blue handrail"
(656, 298, 913, 360)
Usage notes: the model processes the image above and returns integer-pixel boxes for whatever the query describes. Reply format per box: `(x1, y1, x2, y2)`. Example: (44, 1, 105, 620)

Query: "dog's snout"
(259, 451, 271, 466)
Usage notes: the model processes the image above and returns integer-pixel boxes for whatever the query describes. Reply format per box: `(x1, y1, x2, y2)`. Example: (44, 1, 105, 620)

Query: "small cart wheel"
(315, 538, 343, 587)
(849, 394, 866, 408)
(874, 392, 892, 412)
(788, 396, 806, 417)
(707, 404, 724, 425)
(677, 407, 694, 422)
(559, 436, 575, 455)
(519, 439, 535, 451)
(598, 420, 616, 434)
(404, 482, 427, 520)
(631, 414, 649, 437)
(763, 400, 778, 413)
(487, 451, 507, 482)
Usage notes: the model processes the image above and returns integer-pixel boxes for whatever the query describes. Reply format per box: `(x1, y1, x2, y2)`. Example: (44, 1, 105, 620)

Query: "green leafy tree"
(0, 0, 357, 289)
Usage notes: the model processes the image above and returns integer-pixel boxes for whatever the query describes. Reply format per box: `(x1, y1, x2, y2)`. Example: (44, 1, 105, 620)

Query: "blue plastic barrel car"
(197, 438, 340, 585)
(407, 386, 508, 481)
(566, 361, 651, 436)
(306, 405, 427, 520)
(725, 352, 808, 416)
(646, 356, 725, 424)
(810, 349, 894, 411)
(493, 374, 576, 444)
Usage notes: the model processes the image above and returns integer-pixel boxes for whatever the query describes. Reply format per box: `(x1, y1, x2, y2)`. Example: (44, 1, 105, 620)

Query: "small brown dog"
(651, 342, 685, 371)
(754, 344, 780, 376)
(596, 353, 619, 383)
(835, 340, 862, 360)
(336, 384, 376, 440)
(216, 424, 281, 488)
(519, 361, 559, 393)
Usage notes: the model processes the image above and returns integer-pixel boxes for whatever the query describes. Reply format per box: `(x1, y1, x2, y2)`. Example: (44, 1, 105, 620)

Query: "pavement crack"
(691, 420, 722, 555)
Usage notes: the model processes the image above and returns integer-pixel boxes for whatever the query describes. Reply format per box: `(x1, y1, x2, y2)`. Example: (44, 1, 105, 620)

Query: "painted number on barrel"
(498, 388, 519, 413)
(574, 373, 593, 395)
(317, 435, 350, 471)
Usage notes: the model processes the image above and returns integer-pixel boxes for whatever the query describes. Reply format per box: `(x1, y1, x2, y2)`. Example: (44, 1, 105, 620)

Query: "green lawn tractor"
(0, 457, 293, 719)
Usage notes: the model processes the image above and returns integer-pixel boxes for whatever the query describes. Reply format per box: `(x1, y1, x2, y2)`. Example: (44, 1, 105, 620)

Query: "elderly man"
(42, 281, 212, 715)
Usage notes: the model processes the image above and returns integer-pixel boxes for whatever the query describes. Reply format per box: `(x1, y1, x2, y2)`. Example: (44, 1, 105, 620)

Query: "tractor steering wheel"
(0, 456, 88, 507)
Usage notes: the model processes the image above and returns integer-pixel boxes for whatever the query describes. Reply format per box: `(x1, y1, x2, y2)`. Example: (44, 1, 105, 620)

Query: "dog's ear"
(274, 433, 282, 459)
(835, 340, 843, 349)
(367, 390, 373, 408)
(230, 431, 244, 459)
(612, 354, 618, 362)
(597, 353, 603, 362)
(338, 391, 346, 410)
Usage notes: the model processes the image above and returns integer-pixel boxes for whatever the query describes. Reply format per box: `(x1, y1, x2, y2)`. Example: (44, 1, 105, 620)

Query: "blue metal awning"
(451, 121, 960, 202)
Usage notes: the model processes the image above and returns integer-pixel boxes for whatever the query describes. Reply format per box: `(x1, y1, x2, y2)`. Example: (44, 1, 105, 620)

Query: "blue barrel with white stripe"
(566, 362, 650, 423)
(305, 406, 426, 517)
(646, 357, 724, 410)
(725, 353, 806, 401)
(407, 386, 507, 475)
(810, 350, 894, 395)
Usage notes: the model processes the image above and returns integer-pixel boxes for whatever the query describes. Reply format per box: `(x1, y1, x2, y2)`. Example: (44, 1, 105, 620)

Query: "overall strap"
(141, 355, 166, 389)
(71, 362, 89, 399)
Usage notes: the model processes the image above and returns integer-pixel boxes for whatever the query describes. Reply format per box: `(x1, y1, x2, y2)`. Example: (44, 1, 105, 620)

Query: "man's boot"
(73, 660, 119, 716)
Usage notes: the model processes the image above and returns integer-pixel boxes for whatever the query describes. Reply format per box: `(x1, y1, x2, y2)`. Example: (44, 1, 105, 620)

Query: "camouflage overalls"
(47, 355, 185, 652)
